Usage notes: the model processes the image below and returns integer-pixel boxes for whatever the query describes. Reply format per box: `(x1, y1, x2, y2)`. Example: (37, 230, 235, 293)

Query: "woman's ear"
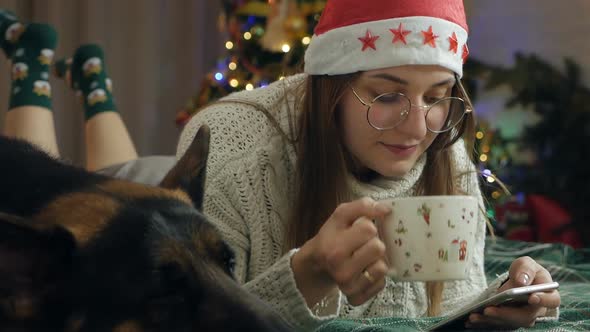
(159, 125, 210, 210)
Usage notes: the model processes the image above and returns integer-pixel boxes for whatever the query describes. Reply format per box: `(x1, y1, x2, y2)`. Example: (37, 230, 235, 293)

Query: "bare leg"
(84, 112, 137, 171)
(1, 11, 59, 157)
(4, 106, 59, 157)
(55, 44, 138, 171)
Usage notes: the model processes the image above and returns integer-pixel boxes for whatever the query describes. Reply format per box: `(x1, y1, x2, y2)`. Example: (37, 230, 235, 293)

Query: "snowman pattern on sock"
(37, 48, 54, 65)
(33, 80, 51, 97)
(83, 57, 102, 76)
(11, 47, 54, 97)
(5, 22, 24, 44)
(81, 57, 110, 106)
(11, 62, 28, 80)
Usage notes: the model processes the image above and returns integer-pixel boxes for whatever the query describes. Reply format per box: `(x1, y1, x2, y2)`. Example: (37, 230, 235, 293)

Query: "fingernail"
(519, 272, 530, 285)
(375, 202, 391, 214)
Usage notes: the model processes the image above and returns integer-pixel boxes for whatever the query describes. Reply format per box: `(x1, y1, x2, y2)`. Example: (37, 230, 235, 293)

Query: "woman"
(177, 0, 560, 330)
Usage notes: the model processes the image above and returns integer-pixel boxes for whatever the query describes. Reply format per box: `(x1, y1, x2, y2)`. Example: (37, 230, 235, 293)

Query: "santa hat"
(304, 0, 469, 77)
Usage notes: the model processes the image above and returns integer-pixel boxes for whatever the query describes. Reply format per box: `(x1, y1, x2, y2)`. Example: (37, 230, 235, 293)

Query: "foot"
(70, 44, 117, 120)
(0, 9, 24, 57)
(8, 23, 57, 110)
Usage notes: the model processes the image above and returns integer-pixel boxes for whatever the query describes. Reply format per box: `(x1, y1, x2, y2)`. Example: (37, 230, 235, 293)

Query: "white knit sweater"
(176, 74, 546, 330)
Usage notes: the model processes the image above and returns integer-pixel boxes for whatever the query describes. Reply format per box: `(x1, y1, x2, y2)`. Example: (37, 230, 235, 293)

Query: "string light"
(243, 32, 252, 40)
(282, 44, 291, 53)
(229, 79, 239, 87)
(492, 191, 501, 199)
(479, 154, 488, 162)
(486, 176, 495, 183)
(302, 36, 311, 45)
(225, 41, 234, 50)
(278, 76, 285, 80)
(246, 83, 254, 91)
(228, 62, 237, 70)
(476, 131, 484, 139)
(482, 145, 490, 153)
(214, 72, 224, 81)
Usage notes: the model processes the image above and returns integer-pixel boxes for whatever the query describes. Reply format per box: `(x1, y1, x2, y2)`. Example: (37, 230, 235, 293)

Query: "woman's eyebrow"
(368, 73, 456, 87)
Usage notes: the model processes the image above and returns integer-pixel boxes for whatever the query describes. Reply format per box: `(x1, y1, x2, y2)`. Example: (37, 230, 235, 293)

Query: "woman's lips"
(381, 143, 417, 157)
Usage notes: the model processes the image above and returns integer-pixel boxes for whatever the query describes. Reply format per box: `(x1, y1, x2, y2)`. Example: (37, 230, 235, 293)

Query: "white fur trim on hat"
(304, 16, 468, 77)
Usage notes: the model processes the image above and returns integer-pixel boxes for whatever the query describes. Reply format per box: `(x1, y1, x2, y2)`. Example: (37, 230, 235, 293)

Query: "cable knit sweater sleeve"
(176, 98, 338, 331)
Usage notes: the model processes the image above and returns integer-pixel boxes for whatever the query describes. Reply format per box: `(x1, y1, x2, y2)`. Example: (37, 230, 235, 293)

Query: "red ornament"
(358, 29, 380, 51)
(389, 23, 411, 45)
(421, 26, 438, 48)
(448, 32, 459, 53)
(462, 44, 469, 63)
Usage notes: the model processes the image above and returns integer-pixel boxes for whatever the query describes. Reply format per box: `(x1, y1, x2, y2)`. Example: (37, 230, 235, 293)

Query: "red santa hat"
(304, 0, 469, 77)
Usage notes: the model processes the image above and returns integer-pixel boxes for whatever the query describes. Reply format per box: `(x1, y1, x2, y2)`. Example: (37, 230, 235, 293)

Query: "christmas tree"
(175, 0, 325, 126)
(464, 54, 590, 245)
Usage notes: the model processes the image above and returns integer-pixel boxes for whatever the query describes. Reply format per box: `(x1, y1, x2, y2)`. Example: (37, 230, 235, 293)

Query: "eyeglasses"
(349, 85, 472, 133)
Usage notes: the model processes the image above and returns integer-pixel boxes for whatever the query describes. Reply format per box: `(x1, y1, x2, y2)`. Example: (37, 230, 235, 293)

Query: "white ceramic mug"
(378, 195, 479, 281)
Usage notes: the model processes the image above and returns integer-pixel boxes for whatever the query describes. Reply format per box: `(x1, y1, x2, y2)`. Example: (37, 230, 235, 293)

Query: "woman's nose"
(395, 101, 429, 138)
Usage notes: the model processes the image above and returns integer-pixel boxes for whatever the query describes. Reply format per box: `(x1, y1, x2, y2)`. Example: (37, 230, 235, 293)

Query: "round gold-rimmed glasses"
(349, 85, 473, 133)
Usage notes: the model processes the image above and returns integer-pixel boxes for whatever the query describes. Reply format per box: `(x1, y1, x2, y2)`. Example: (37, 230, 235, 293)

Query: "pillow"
(96, 156, 176, 186)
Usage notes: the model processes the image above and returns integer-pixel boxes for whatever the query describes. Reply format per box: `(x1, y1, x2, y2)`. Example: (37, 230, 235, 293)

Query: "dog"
(0, 126, 292, 332)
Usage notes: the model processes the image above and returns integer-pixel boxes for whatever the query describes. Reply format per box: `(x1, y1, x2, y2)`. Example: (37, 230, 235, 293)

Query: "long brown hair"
(284, 72, 476, 316)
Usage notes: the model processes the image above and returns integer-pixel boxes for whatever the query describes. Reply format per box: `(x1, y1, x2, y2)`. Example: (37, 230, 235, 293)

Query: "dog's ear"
(0, 212, 76, 320)
(159, 125, 210, 210)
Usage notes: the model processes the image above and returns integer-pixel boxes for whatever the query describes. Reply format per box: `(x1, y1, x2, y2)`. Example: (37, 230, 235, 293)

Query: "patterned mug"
(378, 195, 479, 281)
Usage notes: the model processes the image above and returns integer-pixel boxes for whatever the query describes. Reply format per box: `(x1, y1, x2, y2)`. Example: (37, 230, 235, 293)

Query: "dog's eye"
(226, 256, 236, 275)
(220, 244, 236, 276)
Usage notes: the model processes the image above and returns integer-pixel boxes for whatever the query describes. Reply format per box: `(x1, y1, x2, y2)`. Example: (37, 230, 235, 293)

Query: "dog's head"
(0, 126, 291, 332)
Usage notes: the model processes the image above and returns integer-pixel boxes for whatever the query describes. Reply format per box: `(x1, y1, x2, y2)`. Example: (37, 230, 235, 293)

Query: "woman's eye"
(425, 96, 444, 104)
(377, 94, 404, 104)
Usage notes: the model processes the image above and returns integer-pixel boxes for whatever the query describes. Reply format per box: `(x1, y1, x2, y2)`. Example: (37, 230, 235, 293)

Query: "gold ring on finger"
(362, 269, 375, 283)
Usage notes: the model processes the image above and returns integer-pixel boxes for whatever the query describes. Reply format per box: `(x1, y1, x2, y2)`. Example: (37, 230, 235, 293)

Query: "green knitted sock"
(8, 23, 57, 110)
(0, 9, 24, 57)
(71, 44, 116, 120)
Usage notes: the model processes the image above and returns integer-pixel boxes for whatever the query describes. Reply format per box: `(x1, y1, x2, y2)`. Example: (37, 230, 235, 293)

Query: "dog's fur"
(0, 126, 291, 332)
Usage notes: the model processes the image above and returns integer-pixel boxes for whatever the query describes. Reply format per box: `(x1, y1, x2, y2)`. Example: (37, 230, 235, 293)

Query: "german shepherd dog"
(0, 126, 291, 331)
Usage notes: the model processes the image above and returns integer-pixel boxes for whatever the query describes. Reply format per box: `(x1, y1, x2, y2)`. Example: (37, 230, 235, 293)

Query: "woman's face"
(339, 65, 456, 178)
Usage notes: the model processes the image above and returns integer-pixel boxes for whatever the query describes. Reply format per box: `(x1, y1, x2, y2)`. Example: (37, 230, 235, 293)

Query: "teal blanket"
(315, 238, 590, 331)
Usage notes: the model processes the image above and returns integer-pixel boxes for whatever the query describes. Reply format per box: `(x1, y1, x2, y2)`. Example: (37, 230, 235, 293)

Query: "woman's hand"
(291, 197, 392, 307)
(466, 256, 561, 329)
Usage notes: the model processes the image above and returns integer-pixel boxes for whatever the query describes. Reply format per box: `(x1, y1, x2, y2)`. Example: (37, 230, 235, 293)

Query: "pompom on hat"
(304, 0, 469, 77)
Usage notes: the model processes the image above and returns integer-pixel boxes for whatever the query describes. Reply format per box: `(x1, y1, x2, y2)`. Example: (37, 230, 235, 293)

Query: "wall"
(0, 0, 222, 164)
(465, 0, 590, 137)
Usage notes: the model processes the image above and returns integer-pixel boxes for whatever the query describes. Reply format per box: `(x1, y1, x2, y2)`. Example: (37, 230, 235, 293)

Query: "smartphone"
(428, 281, 559, 331)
